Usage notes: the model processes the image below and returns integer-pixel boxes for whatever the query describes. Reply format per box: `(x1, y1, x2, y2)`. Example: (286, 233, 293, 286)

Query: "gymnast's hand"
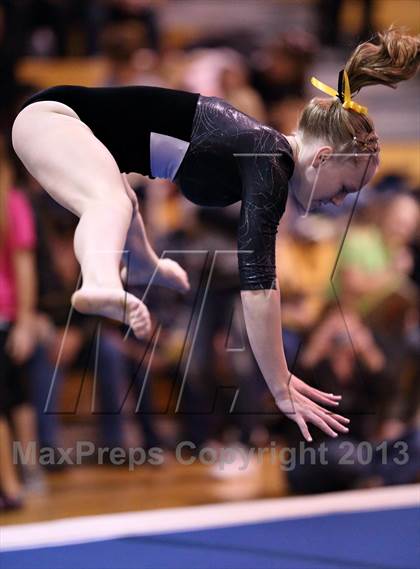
(275, 374, 350, 442)
(240, 287, 350, 442)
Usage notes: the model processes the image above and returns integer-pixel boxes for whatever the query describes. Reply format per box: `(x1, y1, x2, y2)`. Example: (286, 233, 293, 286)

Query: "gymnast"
(12, 27, 419, 441)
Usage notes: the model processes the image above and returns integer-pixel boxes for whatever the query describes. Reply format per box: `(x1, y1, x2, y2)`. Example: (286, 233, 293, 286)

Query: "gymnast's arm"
(241, 287, 289, 395)
(237, 155, 349, 441)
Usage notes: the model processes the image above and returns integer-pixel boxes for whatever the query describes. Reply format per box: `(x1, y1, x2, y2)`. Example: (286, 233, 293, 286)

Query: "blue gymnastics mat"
(2, 486, 419, 569)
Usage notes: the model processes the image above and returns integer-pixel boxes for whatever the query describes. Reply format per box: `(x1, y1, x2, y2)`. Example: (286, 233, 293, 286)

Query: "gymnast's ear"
(312, 146, 333, 168)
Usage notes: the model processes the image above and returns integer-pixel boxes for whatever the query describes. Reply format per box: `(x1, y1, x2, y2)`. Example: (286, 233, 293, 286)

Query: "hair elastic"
(310, 70, 368, 115)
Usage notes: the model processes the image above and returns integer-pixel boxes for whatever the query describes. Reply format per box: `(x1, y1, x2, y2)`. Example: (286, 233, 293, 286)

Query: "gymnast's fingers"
(295, 415, 313, 442)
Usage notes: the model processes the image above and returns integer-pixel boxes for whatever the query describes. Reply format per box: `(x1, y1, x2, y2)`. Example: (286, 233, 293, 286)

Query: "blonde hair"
(298, 27, 420, 157)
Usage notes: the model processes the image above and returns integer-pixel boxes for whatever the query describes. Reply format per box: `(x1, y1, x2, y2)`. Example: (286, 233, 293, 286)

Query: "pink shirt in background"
(0, 189, 36, 322)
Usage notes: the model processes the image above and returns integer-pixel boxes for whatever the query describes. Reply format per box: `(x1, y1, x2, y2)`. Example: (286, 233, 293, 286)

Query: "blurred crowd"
(1, 0, 419, 512)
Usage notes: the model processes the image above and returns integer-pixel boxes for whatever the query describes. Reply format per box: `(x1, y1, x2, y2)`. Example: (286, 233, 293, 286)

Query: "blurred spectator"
(373, 173, 414, 196)
(376, 192, 419, 277)
(283, 308, 393, 493)
(331, 192, 419, 386)
(333, 193, 419, 318)
(268, 96, 306, 138)
(183, 48, 237, 96)
(276, 215, 338, 367)
(0, 0, 161, 60)
(183, 47, 265, 122)
(317, 0, 374, 48)
(408, 191, 420, 286)
(219, 51, 266, 122)
(101, 21, 165, 87)
(300, 305, 418, 490)
(1, 0, 78, 57)
(250, 31, 318, 106)
(103, 0, 163, 54)
(0, 136, 43, 510)
(0, 417, 22, 510)
(0, 2, 18, 129)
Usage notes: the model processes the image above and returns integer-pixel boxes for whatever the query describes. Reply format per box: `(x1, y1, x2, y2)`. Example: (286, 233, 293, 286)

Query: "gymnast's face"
(292, 143, 379, 212)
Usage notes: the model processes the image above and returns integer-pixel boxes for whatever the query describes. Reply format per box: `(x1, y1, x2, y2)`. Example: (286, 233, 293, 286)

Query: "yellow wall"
(341, 0, 420, 34)
(375, 142, 420, 186)
(17, 58, 108, 88)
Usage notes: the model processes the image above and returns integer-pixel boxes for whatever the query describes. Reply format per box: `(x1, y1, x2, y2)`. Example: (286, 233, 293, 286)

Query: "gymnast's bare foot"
(121, 258, 190, 293)
(71, 288, 151, 339)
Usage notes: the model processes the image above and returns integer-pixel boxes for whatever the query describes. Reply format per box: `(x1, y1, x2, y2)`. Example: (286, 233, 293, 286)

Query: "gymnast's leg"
(120, 174, 190, 292)
(12, 100, 151, 338)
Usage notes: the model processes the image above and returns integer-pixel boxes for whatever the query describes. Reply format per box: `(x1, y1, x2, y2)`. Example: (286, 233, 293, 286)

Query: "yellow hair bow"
(310, 70, 368, 115)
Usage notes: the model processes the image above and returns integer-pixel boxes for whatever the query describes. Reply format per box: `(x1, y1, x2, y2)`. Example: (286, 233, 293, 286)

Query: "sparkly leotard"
(21, 86, 295, 290)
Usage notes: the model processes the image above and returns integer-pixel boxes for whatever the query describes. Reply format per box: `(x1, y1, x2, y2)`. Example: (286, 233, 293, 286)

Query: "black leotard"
(21, 85, 200, 176)
(20, 85, 295, 291)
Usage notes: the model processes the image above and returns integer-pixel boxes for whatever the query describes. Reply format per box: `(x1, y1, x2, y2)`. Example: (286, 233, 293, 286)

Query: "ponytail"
(345, 26, 420, 94)
(298, 26, 420, 155)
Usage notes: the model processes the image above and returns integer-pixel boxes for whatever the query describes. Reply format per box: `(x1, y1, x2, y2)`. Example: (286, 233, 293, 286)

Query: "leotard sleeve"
(236, 149, 290, 290)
